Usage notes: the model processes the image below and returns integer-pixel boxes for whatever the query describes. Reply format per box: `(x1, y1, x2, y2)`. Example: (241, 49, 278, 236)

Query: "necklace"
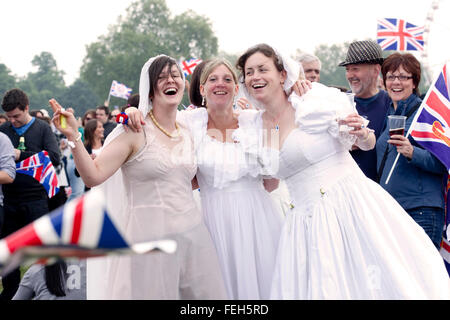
(148, 110, 180, 138)
(264, 105, 289, 131)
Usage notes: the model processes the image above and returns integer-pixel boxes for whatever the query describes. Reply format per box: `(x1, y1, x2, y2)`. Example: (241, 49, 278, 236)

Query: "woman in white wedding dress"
(127, 58, 307, 299)
(236, 43, 450, 299)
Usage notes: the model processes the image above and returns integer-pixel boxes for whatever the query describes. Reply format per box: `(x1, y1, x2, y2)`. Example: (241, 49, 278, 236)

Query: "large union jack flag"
(410, 63, 450, 276)
(377, 18, 424, 51)
(0, 188, 177, 276)
(410, 63, 450, 172)
(180, 58, 203, 77)
(16, 151, 59, 198)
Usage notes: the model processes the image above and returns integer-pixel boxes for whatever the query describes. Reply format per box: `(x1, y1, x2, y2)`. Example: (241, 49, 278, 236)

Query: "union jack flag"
(16, 151, 59, 198)
(0, 188, 177, 276)
(109, 80, 132, 100)
(180, 58, 203, 77)
(376, 18, 424, 51)
(410, 63, 450, 172)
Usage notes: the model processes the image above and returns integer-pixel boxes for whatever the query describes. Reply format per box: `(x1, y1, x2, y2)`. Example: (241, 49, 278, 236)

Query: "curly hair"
(1, 88, 29, 112)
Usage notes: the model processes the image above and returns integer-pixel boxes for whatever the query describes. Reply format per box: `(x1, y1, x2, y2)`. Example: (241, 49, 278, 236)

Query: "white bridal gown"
(261, 83, 450, 299)
(180, 108, 284, 299)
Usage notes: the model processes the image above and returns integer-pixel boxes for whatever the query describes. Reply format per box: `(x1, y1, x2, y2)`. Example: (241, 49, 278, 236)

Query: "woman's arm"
(340, 113, 376, 151)
(50, 99, 142, 187)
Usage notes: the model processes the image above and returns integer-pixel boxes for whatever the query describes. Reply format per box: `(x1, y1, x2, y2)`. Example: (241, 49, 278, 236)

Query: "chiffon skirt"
(200, 179, 284, 299)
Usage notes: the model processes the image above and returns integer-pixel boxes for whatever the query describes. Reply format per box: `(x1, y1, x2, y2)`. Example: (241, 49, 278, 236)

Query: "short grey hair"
(298, 53, 321, 69)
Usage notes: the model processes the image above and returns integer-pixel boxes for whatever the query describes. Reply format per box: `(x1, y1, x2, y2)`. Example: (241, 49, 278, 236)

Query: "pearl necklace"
(149, 110, 180, 138)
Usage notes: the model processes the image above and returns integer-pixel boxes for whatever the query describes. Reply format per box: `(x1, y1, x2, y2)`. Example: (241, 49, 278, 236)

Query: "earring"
(202, 96, 206, 106)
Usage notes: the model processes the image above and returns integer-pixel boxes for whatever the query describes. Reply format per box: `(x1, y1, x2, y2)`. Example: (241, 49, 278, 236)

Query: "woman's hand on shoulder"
(292, 79, 312, 97)
(123, 107, 145, 133)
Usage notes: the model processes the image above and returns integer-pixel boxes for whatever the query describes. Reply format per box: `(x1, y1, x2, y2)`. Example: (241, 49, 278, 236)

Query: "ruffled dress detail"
(181, 108, 284, 299)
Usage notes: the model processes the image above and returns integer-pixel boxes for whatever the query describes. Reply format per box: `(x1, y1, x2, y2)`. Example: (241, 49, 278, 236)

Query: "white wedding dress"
(180, 108, 284, 299)
(257, 83, 450, 299)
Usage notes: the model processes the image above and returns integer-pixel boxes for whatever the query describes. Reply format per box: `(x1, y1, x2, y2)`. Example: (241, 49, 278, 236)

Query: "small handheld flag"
(109, 80, 133, 100)
(16, 151, 59, 198)
(377, 18, 424, 51)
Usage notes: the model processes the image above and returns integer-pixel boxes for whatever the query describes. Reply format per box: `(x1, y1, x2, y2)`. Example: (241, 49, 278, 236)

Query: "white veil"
(87, 54, 181, 299)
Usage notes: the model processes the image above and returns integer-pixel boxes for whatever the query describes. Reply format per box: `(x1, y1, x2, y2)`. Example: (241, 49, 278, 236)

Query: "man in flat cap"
(340, 40, 390, 182)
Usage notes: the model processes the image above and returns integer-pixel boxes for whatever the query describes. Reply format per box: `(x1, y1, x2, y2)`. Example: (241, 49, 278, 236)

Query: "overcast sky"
(0, 0, 448, 85)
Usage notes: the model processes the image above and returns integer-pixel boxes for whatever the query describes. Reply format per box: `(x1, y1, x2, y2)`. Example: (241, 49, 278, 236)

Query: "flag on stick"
(180, 58, 203, 77)
(377, 18, 424, 51)
(410, 63, 450, 172)
(109, 80, 133, 100)
(0, 188, 176, 276)
(16, 151, 59, 198)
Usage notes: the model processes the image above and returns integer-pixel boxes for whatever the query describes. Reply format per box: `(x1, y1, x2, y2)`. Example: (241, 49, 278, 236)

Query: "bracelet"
(116, 112, 129, 125)
(67, 132, 82, 149)
(359, 129, 373, 143)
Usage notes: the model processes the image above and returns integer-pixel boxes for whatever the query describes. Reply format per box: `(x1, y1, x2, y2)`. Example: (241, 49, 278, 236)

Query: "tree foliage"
(80, 0, 218, 104)
(0, 64, 16, 103)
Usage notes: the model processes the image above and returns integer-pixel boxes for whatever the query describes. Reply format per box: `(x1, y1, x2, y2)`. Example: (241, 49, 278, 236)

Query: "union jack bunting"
(376, 18, 424, 51)
(180, 58, 203, 77)
(16, 151, 59, 198)
(109, 80, 132, 100)
(410, 63, 450, 172)
(0, 189, 177, 276)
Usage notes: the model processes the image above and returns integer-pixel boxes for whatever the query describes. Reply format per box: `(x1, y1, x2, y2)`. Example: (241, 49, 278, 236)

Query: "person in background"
(29, 110, 44, 119)
(110, 108, 120, 121)
(0, 114, 8, 125)
(297, 53, 321, 83)
(0, 132, 16, 234)
(339, 40, 391, 182)
(0, 88, 60, 300)
(376, 53, 447, 249)
(95, 106, 116, 139)
(13, 259, 86, 300)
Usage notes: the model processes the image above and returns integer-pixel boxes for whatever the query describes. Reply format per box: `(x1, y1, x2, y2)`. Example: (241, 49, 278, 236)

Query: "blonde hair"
(200, 58, 238, 86)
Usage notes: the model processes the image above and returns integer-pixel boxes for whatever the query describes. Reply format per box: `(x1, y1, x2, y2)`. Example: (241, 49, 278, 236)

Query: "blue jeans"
(407, 207, 445, 250)
(66, 156, 85, 201)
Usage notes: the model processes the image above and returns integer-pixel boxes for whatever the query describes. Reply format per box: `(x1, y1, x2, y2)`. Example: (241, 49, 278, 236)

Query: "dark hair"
(236, 43, 284, 83)
(1, 88, 29, 112)
(96, 105, 110, 116)
(84, 119, 101, 148)
(122, 94, 140, 112)
(45, 259, 67, 297)
(30, 110, 44, 118)
(82, 109, 96, 127)
(381, 53, 421, 96)
(189, 60, 209, 107)
(148, 56, 182, 98)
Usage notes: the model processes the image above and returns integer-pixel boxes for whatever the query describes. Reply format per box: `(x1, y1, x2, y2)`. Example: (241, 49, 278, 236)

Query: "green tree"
(17, 52, 66, 109)
(0, 64, 16, 103)
(56, 79, 101, 117)
(80, 0, 218, 105)
(313, 42, 351, 89)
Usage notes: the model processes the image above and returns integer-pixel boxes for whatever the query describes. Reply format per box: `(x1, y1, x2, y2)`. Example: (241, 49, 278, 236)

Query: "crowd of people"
(0, 40, 448, 300)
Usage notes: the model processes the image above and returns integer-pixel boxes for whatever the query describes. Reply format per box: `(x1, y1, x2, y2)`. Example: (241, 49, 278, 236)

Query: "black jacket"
(0, 118, 60, 202)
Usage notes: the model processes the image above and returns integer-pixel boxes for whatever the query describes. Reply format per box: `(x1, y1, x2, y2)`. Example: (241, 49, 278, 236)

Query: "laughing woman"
(50, 55, 226, 300)
(236, 43, 449, 299)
